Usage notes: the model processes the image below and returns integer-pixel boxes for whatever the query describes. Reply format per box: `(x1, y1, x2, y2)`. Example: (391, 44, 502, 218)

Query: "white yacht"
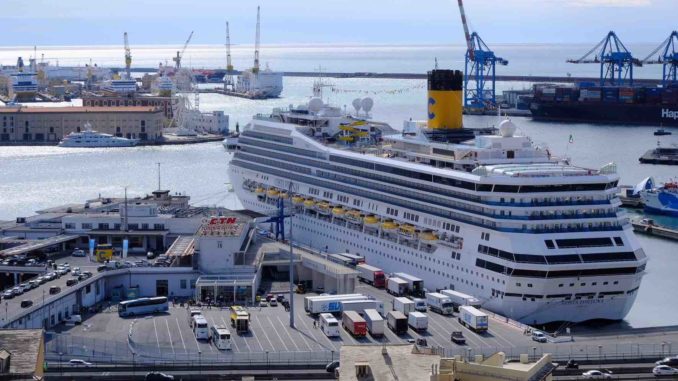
(227, 69, 646, 325)
(59, 124, 139, 148)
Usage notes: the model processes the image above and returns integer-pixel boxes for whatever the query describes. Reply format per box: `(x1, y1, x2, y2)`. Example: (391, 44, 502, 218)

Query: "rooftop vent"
(0, 349, 11, 374)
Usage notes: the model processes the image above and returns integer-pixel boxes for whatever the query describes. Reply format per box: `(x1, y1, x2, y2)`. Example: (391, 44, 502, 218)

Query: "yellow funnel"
(427, 69, 463, 129)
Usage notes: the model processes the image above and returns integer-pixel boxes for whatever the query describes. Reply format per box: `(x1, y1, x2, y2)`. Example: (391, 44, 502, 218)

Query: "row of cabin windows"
(476, 257, 644, 278)
(477, 244, 637, 264)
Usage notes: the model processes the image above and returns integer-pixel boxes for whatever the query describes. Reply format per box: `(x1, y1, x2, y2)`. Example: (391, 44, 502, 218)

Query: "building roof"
(0, 329, 44, 377)
(339, 344, 440, 381)
(0, 106, 160, 114)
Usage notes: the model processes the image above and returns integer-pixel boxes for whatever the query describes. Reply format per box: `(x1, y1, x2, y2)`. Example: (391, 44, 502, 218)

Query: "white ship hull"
(229, 169, 642, 324)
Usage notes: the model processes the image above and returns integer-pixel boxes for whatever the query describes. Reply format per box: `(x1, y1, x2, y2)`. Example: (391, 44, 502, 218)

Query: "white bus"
(192, 315, 209, 340)
(210, 325, 232, 350)
(118, 297, 168, 317)
(319, 313, 340, 337)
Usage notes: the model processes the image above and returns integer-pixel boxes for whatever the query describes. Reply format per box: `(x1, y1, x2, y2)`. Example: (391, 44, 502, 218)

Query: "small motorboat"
(654, 129, 672, 136)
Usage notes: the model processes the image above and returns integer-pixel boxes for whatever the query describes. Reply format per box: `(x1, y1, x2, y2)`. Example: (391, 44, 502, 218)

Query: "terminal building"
(0, 105, 164, 143)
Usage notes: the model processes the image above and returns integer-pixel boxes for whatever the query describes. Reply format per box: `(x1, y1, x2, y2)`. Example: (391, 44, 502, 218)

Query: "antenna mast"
(253, 6, 261, 74)
(226, 21, 233, 72)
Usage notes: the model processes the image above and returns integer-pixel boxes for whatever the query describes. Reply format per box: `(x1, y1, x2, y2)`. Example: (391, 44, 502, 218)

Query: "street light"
(467, 348, 472, 362)
(59, 352, 63, 376)
(266, 351, 270, 374)
(198, 350, 202, 375)
(532, 347, 537, 362)
(598, 345, 603, 361)
(132, 352, 136, 376)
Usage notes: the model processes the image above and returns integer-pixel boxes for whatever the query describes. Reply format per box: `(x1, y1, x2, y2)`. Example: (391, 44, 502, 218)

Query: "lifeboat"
(339, 124, 357, 132)
(316, 201, 331, 215)
(332, 206, 346, 217)
(399, 224, 417, 239)
(354, 130, 369, 138)
(363, 215, 380, 226)
(292, 195, 305, 205)
(255, 186, 266, 195)
(345, 209, 363, 223)
(338, 135, 355, 142)
(381, 220, 399, 232)
(267, 188, 280, 199)
(303, 198, 316, 208)
(419, 230, 439, 243)
(279, 191, 289, 199)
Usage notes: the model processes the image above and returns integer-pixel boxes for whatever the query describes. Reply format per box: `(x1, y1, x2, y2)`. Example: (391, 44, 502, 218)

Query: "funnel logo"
(428, 97, 436, 120)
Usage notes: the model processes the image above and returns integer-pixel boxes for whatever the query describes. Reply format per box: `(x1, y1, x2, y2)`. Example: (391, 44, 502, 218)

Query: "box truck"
(342, 310, 367, 337)
(407, 311, 428, 331)
(393, 272, 424, 296)
(425, 292, 454, 315)
(393, 297, 415, 316)
(387, 310, 408, 334)
(458, 306, 488, 332)
(387, 277, 408, 296)
(364, 309, 385, 337)
(440, 289, 481, 311)
(304, 294, 365, 314)
(356, 264, 386, 288)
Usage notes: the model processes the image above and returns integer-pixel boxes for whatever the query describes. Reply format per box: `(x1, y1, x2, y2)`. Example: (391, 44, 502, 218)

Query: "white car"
(72, 249, 86, 257)
(68, 359, 92, 367)
(72, 267, 81, 276)
(582, 370, 612, 379)
(653, 365, 678, 376)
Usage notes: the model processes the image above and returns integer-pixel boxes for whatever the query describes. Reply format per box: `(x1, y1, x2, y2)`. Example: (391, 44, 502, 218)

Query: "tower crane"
(252, 6, 261, 74)
(456, 0, 508, 111)
(567, 31, 642, 87)
(123, 32, 132, 80)
(225, 21, 234, 73)
(173, 31, 194, 69)
(641, 31, 678, 87)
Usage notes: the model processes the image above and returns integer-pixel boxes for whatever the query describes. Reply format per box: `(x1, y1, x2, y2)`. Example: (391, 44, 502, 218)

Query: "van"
(532, 331, 548, 343)
(49, 286, 61, 295)
(64, 315, 82, 325)
(188, 309, 203, 327)
(20, 300, 33, 308)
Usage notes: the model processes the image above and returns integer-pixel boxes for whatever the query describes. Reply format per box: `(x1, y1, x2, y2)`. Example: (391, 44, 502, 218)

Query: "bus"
(210, 325, 232, 350)
(192, 315, 209, 340)
(319, 313, 340, 337)
(118, 297, 168, 317)
(95, 244, 114, 262)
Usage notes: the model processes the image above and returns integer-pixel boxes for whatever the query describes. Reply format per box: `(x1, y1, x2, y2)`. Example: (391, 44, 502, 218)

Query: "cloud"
(568, 0, 651, 7)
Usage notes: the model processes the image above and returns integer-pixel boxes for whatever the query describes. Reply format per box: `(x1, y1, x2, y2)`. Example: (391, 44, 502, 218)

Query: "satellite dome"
(308, 98, 324, 113)
(352, 98, 362, 114)
(498, 119, 517, 137)
(361, 97, 374, 113)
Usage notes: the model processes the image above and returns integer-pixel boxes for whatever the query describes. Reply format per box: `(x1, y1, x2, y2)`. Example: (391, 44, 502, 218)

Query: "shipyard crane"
(456, 0, 508, 111)
(642, 31, 678, 87)
(225, 21, 234, 72)
(567, 31, 642, 87)
(252, 6, 261, 74)
(123, 32, 132, 80)
(173, 31, 194, 69)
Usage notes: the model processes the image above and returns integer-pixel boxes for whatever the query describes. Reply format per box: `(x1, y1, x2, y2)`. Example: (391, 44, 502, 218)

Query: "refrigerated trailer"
(364, 309, 384, 337)
(440, 289, 481, 311)
(386, 277, 408, 296)
(356, 264, 386, 288)
(304, 294, 366, 314)
(458, 306, 488, 332)
(393, 297, 415, 316)
(393, 272, 424, 296)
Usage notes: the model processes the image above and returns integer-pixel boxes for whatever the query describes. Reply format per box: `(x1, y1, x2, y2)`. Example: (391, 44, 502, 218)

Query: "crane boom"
(457, 0, 474, 61)
(173, 31, 194, 69)
(123, 32, 132, 79)
(253, 6, 261, 73)
(641, 31, 678, 86)
(226, 21, 233, 72)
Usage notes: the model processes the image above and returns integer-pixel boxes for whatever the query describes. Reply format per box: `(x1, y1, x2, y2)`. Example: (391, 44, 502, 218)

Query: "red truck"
(356, 264, 386, 288)
(342, 311, 367, 337)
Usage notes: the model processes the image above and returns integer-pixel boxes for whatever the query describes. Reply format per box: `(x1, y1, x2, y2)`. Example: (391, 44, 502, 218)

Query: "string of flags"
(329, 82, 425, 95)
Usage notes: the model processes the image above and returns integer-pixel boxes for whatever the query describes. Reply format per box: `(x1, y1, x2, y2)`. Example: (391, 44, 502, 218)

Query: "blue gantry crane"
(456, 0, 508, 111)
(567, 31, 642, 87)
(642, 31, 678, 87)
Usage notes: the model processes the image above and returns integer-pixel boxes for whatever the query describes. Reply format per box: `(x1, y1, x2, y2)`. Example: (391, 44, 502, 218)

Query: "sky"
(0, 0, 674, 46)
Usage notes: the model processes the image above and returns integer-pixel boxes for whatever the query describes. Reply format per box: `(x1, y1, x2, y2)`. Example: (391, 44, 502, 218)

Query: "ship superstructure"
(228, 69, 646, 324)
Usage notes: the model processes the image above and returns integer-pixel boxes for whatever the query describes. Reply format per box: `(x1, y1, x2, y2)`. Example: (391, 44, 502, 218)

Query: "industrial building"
(0, 105, 164, 144)
(339, 345, 555, 381)
(0, 329, 45, 380)
(81, 94, 175, 120)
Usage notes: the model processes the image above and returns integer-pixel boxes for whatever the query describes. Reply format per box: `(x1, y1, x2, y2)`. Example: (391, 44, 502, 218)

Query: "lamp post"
(132, 351, 136, 376)
(59, 352, 63, 376)
(198, 350, 202, 375)
(532, 347, 537, 362)
(266, 351, 270, 374)
(598, 345, 603, 362)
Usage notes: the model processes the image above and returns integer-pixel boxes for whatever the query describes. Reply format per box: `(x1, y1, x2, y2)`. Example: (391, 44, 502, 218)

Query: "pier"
(632, 218, 678, 241)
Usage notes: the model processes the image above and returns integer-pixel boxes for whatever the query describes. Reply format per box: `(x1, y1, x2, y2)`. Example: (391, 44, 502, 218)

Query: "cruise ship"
(59, 124, 139, 147)
(227, 69, 647, 324)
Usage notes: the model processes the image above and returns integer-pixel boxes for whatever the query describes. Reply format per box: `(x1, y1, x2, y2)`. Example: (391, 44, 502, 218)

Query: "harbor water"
(1, 44, 677, 328)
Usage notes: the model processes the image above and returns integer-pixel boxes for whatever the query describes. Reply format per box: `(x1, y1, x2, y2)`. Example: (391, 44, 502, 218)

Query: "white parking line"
(297, 311, 336, 351)
(276, 315, 303, 351)
(252, 315, 275, 351)
(164, 318, 175, 354)
(242, 315, 265, 352)
(153, 318, 161, 351)
(266, 315, 290, 351)
(292, 312, 320, 350)
(173, 317, 187, 353)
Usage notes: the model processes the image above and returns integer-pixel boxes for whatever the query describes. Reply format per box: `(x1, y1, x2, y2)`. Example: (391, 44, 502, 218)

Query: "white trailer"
(393, 272, 424, 296)
(407, 311, 428, 331)
(425, 292, 454, 315)
(458, 306, 488, 332)
(364, 309, 385, 337)
(387, 277, 408, 296)
(356, 264, 386, 287)
(393, 297, 415, 316)
(305, 294, 367, 314)
(440, 289, 481, 311)
(340, 300, 377, 315)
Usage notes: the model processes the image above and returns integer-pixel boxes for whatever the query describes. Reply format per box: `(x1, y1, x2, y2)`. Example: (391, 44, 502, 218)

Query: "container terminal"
(0, 189, 677, 379)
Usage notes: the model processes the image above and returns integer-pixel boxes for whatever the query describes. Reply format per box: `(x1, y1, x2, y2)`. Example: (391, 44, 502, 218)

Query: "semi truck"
(425, 292, 454, 315)
(356, 264, 386, 288)
(407, 311, 428, 331)
(304, 294, 365, 314)
(364, 309, 385, 337)
(412, 298, 427, 312)
(386, 277, 408, 296)
(393, 297, 415, 316)
(393, 272, 424, 296)
(342, 310, 367, 337)
(458, 306, 488, 333)
(387, 310, 408, 334)
(441, 289, 481, 311)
